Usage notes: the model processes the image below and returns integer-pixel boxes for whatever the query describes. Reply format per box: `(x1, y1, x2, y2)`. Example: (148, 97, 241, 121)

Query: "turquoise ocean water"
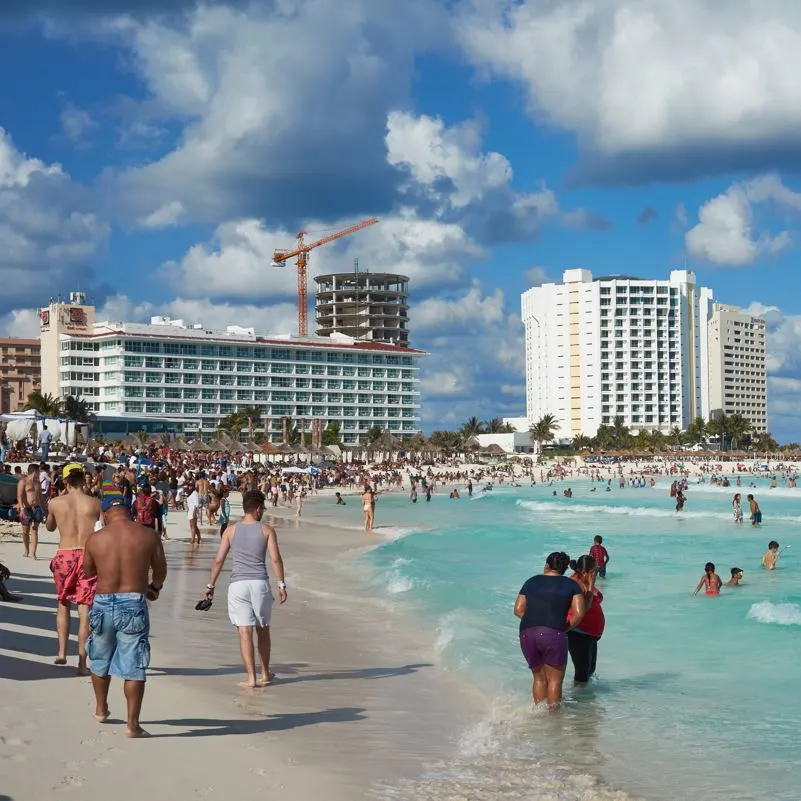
(357, 478, 800, 801)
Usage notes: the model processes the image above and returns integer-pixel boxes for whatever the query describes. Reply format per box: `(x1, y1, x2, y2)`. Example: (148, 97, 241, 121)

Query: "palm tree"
(611, 416, 631, 450)
(668, 426, 683, 450)
(707, 412, 728, 450)
(460, 416, 483, 439)
(218, 411, 247, 440)
(239, 405, 263, 442)
(24, 391, 62, 418)
(648, 430, 665, 453)
(484, 418, 506, 433)
(727, 413, 751, 451)
(686, 415, 706, 445)
(752, 431, 778, 452)
(529, 413, 558, 451)
(571, 433, 592, 451)
(61, 395, 94, 447)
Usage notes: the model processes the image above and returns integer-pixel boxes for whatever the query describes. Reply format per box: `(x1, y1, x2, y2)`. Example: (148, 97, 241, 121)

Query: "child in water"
(694, 562, 722, 596)
(732, 493, 743, 524)
(727, 568, 744, 586)
(589, 535, 610, 579)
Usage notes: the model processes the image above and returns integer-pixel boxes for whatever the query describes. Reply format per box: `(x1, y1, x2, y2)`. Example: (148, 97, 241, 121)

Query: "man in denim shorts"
(83, 481, 167, 738)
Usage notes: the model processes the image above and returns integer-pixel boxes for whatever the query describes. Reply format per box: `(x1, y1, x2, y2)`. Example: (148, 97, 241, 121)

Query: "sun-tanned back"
(86, 519, 162, 594)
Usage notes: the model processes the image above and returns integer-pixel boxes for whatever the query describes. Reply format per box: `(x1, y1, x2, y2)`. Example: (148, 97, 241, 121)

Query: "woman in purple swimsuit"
(514, 551, 586, 709)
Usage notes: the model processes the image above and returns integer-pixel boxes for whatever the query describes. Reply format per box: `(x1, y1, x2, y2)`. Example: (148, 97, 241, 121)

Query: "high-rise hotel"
(39, 291, 424, 444)
(522, 269, 767, 439)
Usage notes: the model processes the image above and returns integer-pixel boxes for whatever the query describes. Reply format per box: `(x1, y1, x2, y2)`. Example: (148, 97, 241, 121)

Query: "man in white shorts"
(202, 490, 287, 688)
(186, 482, 200, 544)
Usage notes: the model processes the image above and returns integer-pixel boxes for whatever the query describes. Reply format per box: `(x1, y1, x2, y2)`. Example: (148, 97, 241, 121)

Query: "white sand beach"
(0, 494, 482, 801)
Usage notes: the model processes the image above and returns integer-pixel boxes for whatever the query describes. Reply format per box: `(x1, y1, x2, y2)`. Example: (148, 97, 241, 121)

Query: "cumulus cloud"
(97, 1, 446, 228)
(523, 266, 552, 286)
(386, 110, 563, 244)
(458, 1, 801, 181)
(414, 283, 505, 333)
(95, 294, 299, 336)
(59, 103, 96, 145)
(415, 283, 525, 425)
(0, 308, 41, 338)
(0, 127, 108, 312)
(166, 212, 482, 304)
(685, 174, 800, 265)
(387, 111, 512, 208)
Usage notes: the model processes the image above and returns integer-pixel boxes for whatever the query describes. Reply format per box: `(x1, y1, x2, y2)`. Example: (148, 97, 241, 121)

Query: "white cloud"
(414, 283, 505, 333)
(0, 308, 41, 338)
(60, 103, 96, 145)
(458, 2, 801, 177)
(685, 174, 801, 265)
(524, 266, 551, 286)
(167, 212, 482, 303)
(501, 384, 525, 396)
(139, 201, 185, 229)
(96, 294, 299, 336)
(98, 1, 446, 226)
(420, 367, 470, 397)
(386, 111, 511, 208)
(0, 127, 107, 311)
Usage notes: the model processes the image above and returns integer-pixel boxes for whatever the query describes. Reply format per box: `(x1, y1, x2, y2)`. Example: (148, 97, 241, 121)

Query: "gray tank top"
(229, 522, 269, 583)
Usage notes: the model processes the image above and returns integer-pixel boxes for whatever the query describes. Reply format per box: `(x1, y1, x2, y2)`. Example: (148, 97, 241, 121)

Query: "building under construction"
(314, 271, 410, 346)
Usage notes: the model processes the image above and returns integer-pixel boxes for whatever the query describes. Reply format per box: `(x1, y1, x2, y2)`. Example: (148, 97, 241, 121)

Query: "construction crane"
(272, 217, 378, 337)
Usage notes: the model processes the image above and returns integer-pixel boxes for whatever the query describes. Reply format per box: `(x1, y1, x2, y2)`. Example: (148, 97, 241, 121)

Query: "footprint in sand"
(56, 775, 85, 791)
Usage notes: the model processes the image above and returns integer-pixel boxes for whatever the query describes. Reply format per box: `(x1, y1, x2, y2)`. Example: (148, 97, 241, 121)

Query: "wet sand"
(0, 495, 482, 800)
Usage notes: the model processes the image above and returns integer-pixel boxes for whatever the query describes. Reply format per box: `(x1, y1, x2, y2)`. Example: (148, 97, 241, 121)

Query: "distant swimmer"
(675, 489, 686, 513)
(335, 491, 346, 505)
(727, 568, 744, 586)
(589, 535, 609, 579)
(449, 489, 460, 499)
(761, 541, 781, 570)
(563, 488, 573, 498)
(467, 480, 473, 497)
(747, 494, 762, 526)
(694, 562, 722, 596)
(732, 493, 743, 525)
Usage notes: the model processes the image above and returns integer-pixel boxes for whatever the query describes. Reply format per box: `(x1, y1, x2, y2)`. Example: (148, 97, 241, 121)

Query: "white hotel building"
(39, 294, 424, 444)
(522, 269, 769, 440)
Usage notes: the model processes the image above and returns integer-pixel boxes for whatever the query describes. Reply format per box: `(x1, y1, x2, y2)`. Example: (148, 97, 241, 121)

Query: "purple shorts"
(520, 626, 568, 669)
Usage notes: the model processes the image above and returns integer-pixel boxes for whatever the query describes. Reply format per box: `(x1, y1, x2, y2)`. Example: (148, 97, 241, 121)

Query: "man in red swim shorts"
(45, 464, 101, 675)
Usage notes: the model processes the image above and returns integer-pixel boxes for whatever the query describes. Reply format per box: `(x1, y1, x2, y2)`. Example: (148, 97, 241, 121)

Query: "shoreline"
(0, 494, 485, 800)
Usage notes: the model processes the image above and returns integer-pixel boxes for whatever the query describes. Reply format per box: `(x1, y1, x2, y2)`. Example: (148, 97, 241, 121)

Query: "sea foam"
(747, 601, 801, 626)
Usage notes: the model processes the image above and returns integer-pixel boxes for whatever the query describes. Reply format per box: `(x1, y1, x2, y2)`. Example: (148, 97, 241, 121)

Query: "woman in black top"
(514, 551, 586, 709)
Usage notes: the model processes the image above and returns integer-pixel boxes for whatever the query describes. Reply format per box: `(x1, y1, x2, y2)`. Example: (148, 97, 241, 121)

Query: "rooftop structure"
(314, 271, 410, 346)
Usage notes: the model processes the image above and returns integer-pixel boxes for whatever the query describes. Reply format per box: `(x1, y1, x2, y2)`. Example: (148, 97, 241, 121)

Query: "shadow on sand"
(0, 652, 74, 681)
(154, 662, 433, 684)
(150, 706, 367, 738)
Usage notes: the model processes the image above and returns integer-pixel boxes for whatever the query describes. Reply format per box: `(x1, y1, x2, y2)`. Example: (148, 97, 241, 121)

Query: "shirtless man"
(82, 482, 167, 738)
(17, 463, 44, 559)
(196, 472, 211, 526)
(45, 464, 101, 673)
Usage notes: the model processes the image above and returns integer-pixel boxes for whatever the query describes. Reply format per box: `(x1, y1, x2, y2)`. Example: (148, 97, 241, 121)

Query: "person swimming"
(694, 562, 722, 596)
(761, 541, 781, 570)
(727, 568, 744, 586)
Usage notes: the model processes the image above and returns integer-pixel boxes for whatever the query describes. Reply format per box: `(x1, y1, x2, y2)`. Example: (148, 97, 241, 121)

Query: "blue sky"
(2, 1, 801, 440)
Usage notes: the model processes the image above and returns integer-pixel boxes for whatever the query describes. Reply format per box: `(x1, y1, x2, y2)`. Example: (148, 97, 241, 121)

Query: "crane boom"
(272, 217, 378, 336)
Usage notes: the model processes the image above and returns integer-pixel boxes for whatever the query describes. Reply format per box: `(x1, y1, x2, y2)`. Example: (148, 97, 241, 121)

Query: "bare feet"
(77, 665, 91, 677)
(258, 672, 276, 686)
(54, 657, 68, 666)
(95, 708, 110, 723)
(126, 726, 150, 738)
(239, 679, 258, 689)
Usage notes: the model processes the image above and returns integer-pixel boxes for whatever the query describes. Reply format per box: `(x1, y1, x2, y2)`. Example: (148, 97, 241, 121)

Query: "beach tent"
(0, 412, 88, 447)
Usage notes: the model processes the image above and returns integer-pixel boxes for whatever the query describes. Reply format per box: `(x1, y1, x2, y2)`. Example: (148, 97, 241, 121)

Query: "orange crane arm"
(274, 217, 378, 261)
